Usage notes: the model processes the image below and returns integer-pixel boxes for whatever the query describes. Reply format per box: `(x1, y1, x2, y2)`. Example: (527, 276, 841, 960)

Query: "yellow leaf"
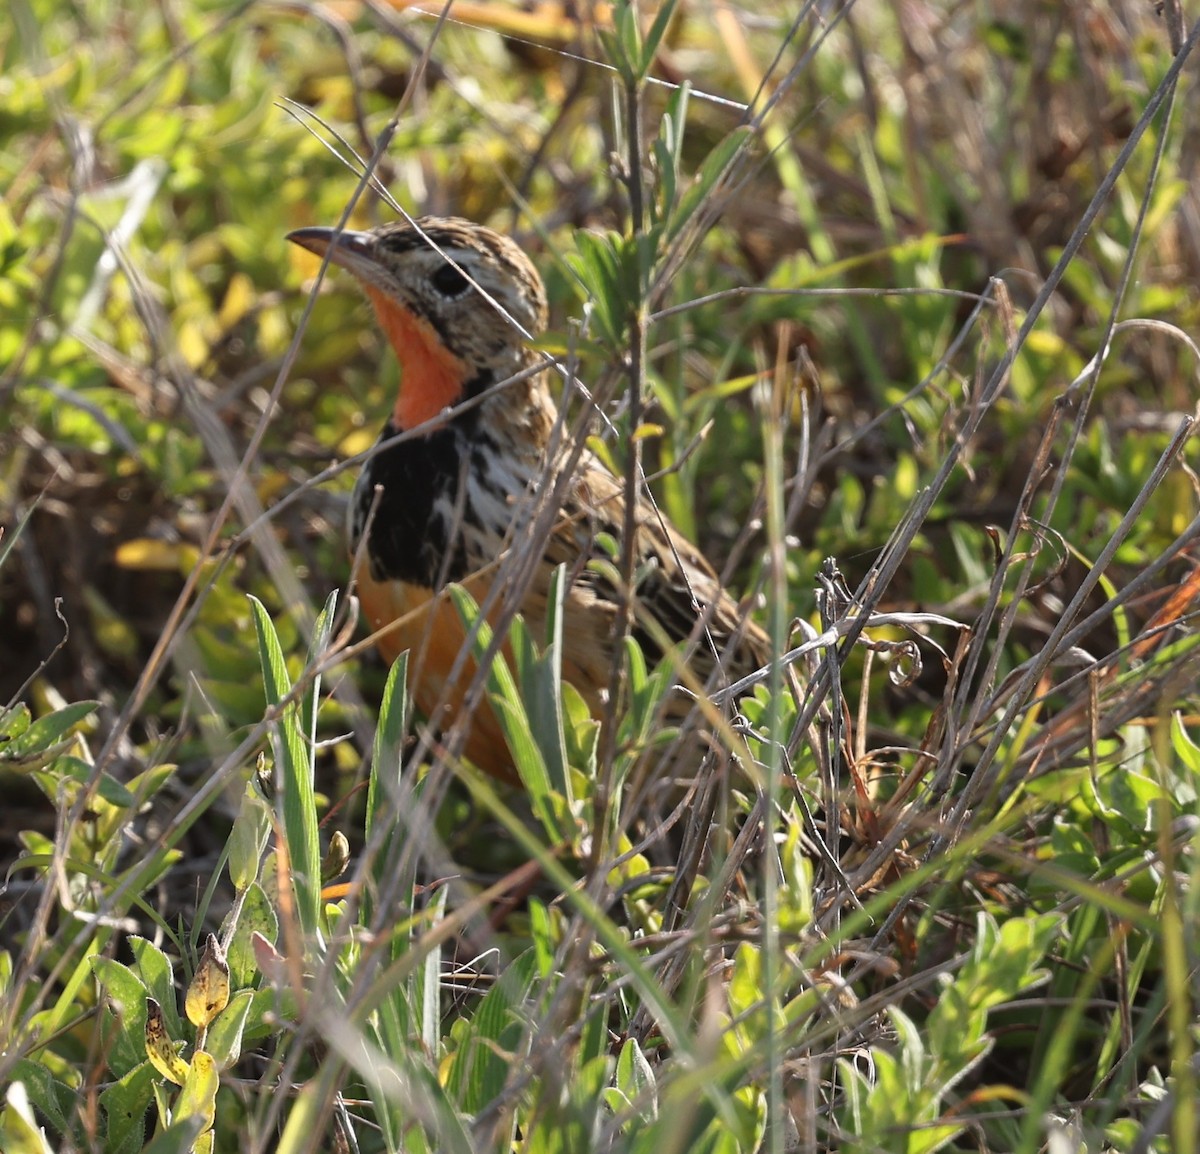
(339, 426, 376, 457)
(177, 321, 208, 369)
(114, 538, 199, 573)
(1024, 329, 1065, 356)
(185, 936, 230, 1029)
(258, 306, 291, 356)
(144, 998, 189, 1085)
(218, 272, 254, 329)
(176, 1051, 219, 1140)
(255, 472, 290, 502)
(632, 423, 664, 441)
(586, 435, 618, 475)
(321, 831, 350, 884)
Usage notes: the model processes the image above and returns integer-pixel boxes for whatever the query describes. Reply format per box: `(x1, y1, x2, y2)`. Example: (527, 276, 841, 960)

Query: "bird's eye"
(430, 262, 471, 298)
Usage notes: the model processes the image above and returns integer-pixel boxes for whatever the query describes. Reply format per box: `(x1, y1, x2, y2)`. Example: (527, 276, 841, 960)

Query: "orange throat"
(365, 288, 469, 431)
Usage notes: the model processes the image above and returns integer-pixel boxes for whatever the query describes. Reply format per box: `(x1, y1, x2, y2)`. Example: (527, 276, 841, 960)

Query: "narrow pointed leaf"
(249, 595, 320, 936)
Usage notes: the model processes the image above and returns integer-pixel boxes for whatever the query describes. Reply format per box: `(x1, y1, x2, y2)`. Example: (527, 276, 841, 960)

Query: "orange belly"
(356, 567, 522, 781)
(356, 563, 616, 783)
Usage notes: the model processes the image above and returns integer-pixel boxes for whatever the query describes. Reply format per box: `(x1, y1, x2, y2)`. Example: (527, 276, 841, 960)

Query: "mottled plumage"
(288, 217, 768, 780)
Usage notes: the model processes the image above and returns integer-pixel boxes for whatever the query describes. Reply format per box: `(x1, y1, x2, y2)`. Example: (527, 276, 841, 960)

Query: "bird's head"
(288, 217, 549, 432)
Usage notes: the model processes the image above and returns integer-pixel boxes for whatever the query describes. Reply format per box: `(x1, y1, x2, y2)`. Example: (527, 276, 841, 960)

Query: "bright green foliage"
(248, 593, 329, 936)
(836, 914, 1061, 1152)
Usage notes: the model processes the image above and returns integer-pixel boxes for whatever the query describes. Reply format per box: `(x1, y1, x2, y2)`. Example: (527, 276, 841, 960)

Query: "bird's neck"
(389, 348, 557, 455)
(351, 361, 558, 588)
(367, 289, 467, 433)
(475, 358, 557, 458)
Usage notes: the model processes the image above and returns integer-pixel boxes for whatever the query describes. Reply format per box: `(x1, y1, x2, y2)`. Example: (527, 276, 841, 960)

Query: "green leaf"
(138, 1114, 205, 1154)
(30, 757, 136, 810)
(537, 1052, 611, 1154)
(123, 760, 176, 806)
(639, 0, 679, 75)
(3, 1063, 77, 1141)
(301, 590, 338, 752)
(561, 682, 600, 778)
(0, 1084, 54, 1154)
(227, 780, 271, 893)
(668, 127, 754, 245)
(652, 82, 689, 232)
(0, 701, 99, 764)
(579, 993, 609, 1068)
(613, 637, 678, 779)
(98, 1062, 156, 1154)
(419, 884, 448, 1054)
(206, 990, 254, 1070)
(91, 958, 149, 1078)
(566, 230, 634, 346)
(448, 585, 564, 840)
(128, 937, 182, 1040)
(248, 595, 292, 705)
(492, 697, 553, 804)
(615, 3, 640, 74)
(0, 703, 30, 742)
(224, 880, 277, 990)
(248, 595, 320, 937)
(522, 565, 572, 801)
(1172, 712, 1200, 777)
(369, 651, 410, 839)
(445, 951, 538, 1113)
(726, 943, 764, 1055)
(365, 652, 417, 946)
(598, 1, 641, 81)
(528, 898, 557, 979)
(612, 1037, 657, 1120)
(623, 634, 649, 708)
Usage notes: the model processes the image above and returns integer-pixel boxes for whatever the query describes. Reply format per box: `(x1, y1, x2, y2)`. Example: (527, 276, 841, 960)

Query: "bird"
(287, 216, 770, 783)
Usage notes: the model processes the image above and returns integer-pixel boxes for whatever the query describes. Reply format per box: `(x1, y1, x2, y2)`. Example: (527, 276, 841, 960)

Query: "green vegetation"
(3, 2, 1200, 1151)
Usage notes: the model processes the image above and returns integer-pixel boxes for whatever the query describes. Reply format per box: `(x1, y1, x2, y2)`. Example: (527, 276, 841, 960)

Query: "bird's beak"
(286, 227, 379, 279)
